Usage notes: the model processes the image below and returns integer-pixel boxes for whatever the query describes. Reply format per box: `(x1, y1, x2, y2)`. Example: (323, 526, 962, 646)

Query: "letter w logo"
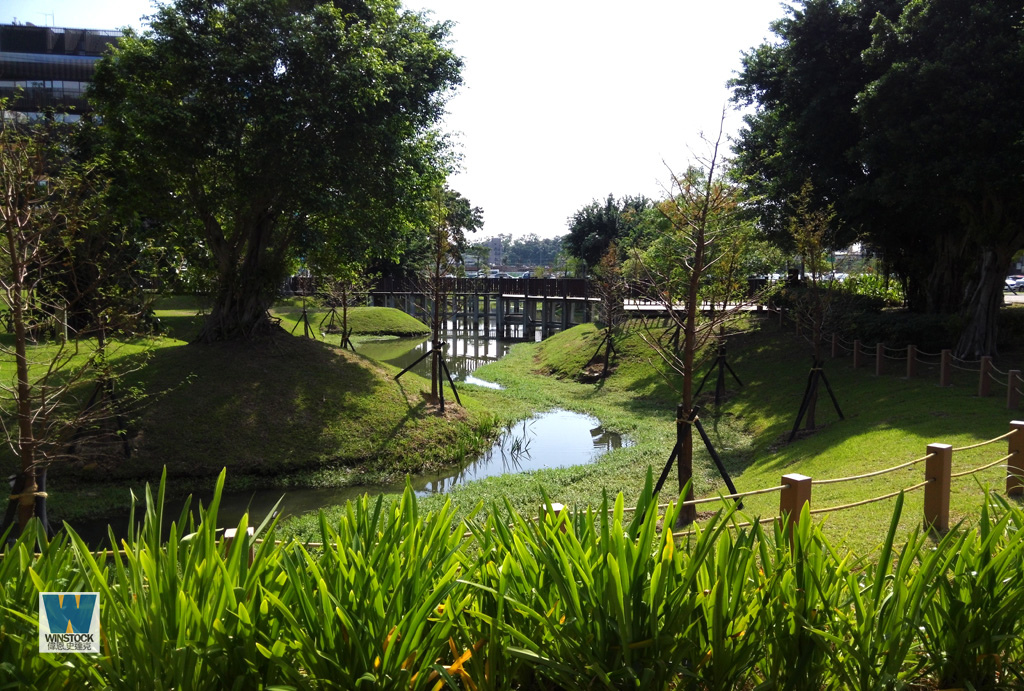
(42, 594, 97, 634)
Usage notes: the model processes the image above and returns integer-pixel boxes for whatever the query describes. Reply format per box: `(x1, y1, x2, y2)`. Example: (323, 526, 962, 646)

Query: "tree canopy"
(90, 0, 463, 341)
(731, 0, 1024, 356)
(564, 194, 654, 272)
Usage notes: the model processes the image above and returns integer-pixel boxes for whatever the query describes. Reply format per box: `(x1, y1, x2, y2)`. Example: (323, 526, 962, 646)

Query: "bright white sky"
(6, 0, 788, 239)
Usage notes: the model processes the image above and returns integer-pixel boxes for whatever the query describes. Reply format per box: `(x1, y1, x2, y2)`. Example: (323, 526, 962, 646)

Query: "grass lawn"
(150, 294, 430, 343)
(279, 314, 1024, 555)
(8, 294, 1019, 555)
(11, 303, 509, 525)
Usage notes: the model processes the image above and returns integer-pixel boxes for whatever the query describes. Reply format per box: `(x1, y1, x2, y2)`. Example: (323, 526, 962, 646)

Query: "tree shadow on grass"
(104, 333, 415, 481)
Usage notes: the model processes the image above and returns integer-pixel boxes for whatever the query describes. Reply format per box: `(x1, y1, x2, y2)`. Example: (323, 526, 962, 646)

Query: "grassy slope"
(282, 315, 1021, 555)
(272, 305, 431, 341)
(153, 299, 430, 343)
(40, 305, 501, 523)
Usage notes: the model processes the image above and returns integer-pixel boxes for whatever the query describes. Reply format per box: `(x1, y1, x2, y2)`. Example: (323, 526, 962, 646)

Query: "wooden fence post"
(779, 473, 812, 543)
(924, 444, 952, 533)
(831, 333, 838, 359)
(540, 502, 569, 532)
(875, 342, 884, 376)
(1008, 421, 1024, 496)
(907, 345, 917, 379)
(940, 349, 952, 387)
(853, 340, 862, 369)
(978, 356, 992, 397)
(223, 526, 255, 566)
(1009, 371, 1021, 409)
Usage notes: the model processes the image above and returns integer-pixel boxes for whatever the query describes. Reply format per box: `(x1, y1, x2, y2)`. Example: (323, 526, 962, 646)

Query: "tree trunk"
(806, 325, 824, 431)
(11, 272, 40, 533)
(805, 383, 818, 431)
(198, 216, 285, 342)
(431, 273, 442, 401)
(677, 243, 702, 527)
(955, 246, 1010, 358)
(921, 233, 971, 314)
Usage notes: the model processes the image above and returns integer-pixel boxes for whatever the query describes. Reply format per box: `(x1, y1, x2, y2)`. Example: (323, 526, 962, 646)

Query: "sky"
(6, 0, 788, 239)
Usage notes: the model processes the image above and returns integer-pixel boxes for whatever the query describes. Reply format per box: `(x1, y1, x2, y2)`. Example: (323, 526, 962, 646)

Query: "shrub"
(3, 472, 1024, 688)
(841, 273, 905, 306)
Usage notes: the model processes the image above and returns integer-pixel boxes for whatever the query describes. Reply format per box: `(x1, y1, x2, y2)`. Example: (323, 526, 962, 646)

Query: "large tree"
(730, 0, 902, 249)
(732, 0, 1024, 356)
(91, 0, 462, 341)
(856, 0, 1024, 356)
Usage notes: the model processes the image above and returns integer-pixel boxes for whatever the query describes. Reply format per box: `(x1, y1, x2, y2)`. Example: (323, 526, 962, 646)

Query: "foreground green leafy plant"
(3, 471, 1024, 689)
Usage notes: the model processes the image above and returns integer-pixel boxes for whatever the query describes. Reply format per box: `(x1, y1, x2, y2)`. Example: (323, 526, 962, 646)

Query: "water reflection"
(70, 409, 630, 547)
(416, 408, 628, 493)
(357, 333, 510, 385)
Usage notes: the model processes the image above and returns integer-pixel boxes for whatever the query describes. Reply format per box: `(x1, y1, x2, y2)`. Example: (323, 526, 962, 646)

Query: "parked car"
(1006, 275, 1024, 291)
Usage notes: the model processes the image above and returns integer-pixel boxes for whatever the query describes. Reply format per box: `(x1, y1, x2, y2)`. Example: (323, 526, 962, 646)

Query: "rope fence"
(458, 425, 1020, 547)
(812, 452, 933, 485)
(952, 430, 1015, 452)
(809, 479, 931, 515)
(606, 422, 1022, 545)
(949, 454, 1013, 480)
(769, 307, 1024, 408)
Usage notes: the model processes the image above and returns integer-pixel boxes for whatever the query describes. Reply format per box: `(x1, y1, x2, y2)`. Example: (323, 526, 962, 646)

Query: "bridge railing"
(366, 277, 592, 299)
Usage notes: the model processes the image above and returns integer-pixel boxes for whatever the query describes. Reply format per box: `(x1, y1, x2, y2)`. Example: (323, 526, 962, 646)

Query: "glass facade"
(0, 25, 119, 114)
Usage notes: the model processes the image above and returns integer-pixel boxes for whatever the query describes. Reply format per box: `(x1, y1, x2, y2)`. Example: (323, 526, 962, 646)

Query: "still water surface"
(72, 333, 630, 544)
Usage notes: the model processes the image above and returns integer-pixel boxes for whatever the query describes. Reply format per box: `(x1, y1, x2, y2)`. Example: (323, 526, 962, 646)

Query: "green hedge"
(770, 283, 1024, 351)
(2, 471, 1023, 689)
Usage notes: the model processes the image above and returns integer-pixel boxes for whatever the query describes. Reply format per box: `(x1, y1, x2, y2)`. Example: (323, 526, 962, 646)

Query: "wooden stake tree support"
(394, 340, 461, 414)
(789, 358, 845, 442)
(290, 295, 315, 340)
(652, 405, 741, 506)
(694, 343, 744, 406)
(318, 305, 355, 351)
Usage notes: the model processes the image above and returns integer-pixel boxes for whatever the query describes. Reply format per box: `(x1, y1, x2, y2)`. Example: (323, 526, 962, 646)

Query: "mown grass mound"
(534, 321, 680, 390)
(272, 305, 430, 338)
(152, 298, 431, 342)
(534, 322, 605, 379)
(90, 332, 498, 482)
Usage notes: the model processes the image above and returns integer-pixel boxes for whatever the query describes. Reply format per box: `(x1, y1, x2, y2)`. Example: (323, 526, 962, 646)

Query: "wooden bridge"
(366, 277, 597, 339)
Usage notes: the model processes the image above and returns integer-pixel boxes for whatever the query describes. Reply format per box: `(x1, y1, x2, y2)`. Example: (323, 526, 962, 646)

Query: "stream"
(69, 332, 629, 546)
